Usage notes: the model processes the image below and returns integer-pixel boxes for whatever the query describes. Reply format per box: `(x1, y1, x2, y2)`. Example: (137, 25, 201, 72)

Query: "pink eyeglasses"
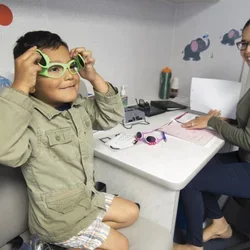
(135, 131, 166, 145)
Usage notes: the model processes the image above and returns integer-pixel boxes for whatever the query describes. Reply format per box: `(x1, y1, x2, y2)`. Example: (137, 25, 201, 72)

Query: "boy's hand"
(182, 109, 221, 129)
(70, 47, 109, 93)
(70, 47, 97, 83)
(12, 46, 41, 94)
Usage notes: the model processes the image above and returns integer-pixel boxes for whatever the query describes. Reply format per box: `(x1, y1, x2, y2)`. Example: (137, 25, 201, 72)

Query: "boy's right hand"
(12, 46, 42, 94)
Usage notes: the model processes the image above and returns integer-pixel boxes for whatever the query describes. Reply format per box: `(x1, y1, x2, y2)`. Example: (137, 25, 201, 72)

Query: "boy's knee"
(129, 202, 140, 222)
(120, 234, 129, 250)
(110, 233, 129, 250)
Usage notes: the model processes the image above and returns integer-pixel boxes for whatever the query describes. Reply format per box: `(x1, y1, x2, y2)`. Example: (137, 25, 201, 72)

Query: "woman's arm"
(208, 116, 250, 151)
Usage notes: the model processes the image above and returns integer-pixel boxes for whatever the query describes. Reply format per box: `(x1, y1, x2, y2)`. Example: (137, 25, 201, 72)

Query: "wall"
(171, 0, 250, 100)
(0, 0, 176, 102)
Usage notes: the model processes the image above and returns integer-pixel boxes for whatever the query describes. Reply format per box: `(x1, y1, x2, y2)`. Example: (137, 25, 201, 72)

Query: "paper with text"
(158, 121, 215, 146)
(190, 78, 241, 119)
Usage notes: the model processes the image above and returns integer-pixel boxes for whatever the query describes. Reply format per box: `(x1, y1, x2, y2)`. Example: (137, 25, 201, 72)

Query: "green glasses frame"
(36, 49, 85, 78)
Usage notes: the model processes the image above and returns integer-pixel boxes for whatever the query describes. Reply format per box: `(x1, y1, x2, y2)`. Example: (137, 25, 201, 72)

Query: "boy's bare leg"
(67, 197, 138, 250)
(68, 228, 128, 250)
(96, 227, 129, 250)
(102, 196, 139, 229)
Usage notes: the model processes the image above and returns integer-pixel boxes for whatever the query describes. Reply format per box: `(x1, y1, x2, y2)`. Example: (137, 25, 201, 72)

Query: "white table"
(93, 110, 225, 248)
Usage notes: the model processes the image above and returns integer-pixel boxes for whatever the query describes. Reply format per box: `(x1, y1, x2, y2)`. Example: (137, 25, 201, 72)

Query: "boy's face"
(34, 45, 80, 107)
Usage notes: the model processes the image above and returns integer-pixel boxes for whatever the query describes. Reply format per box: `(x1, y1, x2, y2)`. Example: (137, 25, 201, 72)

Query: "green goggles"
(36, 49, 85, 79)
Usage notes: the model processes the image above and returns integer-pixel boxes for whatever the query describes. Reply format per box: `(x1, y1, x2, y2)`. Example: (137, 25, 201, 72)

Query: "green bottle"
(159, 67, 172, 99)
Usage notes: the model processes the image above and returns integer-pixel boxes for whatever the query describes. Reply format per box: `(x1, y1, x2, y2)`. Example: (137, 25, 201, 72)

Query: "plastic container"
(120, 85, 128, 107)
(170, 77, 179, 98)
(159, 67, 172, 99)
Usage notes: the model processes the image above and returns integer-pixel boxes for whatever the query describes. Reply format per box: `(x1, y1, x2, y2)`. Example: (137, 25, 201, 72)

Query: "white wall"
(171, 0, 250, 99)
(0, 0, 176, 102)
(2, 0, 249, 104)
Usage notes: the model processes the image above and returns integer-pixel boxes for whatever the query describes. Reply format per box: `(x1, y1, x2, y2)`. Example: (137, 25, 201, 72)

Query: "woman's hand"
(182, 109, 221, 130)
(70, 47, 97, 83)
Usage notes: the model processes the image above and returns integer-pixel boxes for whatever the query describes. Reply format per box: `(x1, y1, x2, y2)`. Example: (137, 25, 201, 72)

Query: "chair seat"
(0, 164, 172, 250)
(119, 217, 172, 250)
(1, 219, 172, 250)
(223, 197, 250, 250)
(223, 197, 250, 236)
(0, 166, 28, 248)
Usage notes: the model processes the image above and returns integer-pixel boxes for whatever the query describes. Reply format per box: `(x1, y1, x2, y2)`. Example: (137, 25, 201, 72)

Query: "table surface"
(94, 110, 225, 190)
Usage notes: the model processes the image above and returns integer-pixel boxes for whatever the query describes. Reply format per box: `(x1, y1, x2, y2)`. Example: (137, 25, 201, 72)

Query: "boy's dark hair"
(243, 19, 250, 31)
(13, 31, 68, 59)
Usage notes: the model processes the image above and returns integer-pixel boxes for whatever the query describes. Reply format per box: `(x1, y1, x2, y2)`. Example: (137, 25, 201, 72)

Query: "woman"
(174, 18, 250, 250)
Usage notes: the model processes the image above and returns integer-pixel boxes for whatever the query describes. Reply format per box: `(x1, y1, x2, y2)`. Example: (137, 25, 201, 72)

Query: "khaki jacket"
(0, 84, 124, 242)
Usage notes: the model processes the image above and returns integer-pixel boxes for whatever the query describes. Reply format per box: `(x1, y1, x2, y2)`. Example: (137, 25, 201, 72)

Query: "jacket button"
(55, 135, 61, 141)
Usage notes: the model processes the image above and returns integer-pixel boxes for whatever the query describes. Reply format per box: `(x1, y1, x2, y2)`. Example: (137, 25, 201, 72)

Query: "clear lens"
(47, 65, 65, 78)
(237, 42, 248, 51)
(45, 61, 78, 78)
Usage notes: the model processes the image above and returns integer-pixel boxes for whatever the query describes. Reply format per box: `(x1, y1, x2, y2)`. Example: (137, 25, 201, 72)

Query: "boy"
(0, 31, 139, 250)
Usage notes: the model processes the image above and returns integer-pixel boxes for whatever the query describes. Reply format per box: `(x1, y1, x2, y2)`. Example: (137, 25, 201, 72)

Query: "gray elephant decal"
(183, 37, 210, 61)
(221, 29, 242, 46)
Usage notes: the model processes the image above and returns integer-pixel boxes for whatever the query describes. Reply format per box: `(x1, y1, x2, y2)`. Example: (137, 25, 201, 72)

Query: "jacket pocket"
(44, 127, 78, 161)
(46, 127, 72, 146)
(45, 185, 91, 215)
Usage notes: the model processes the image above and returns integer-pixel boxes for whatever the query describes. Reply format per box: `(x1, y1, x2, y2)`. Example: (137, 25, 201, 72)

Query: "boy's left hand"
(70, 47, 97, 83)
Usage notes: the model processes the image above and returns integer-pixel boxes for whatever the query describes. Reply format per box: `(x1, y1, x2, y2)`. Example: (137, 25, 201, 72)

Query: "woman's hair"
(13, 31, 68, 59)
(243, 19, 250, 32)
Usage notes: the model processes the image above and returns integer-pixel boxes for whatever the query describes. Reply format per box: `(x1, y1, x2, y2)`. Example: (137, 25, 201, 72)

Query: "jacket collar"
(30, 95, 86, 120)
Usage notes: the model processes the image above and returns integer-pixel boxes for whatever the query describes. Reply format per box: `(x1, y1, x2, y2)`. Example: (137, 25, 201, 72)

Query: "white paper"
(102, 133, 136, 150)
(177, 113, 198, 123)
(159, 121, 215, 146)
(190, 78, 242, 119)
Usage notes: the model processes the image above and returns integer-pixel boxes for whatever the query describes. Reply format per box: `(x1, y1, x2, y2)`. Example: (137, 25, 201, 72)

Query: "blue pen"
(162, 131, 167, 142)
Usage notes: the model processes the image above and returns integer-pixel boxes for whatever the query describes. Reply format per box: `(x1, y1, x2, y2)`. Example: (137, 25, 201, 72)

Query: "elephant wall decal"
(221, 29, 242, 46)
(183, 37, 210, 61)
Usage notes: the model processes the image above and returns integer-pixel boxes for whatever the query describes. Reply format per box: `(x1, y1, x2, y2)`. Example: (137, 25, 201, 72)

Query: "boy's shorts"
(54, 193, 114, 250)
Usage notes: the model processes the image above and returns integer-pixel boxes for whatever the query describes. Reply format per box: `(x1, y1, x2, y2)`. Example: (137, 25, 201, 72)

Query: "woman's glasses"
(36, 49, 85, 78)
(135, 131, 165, 145)
(236, 41, 250, 51)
